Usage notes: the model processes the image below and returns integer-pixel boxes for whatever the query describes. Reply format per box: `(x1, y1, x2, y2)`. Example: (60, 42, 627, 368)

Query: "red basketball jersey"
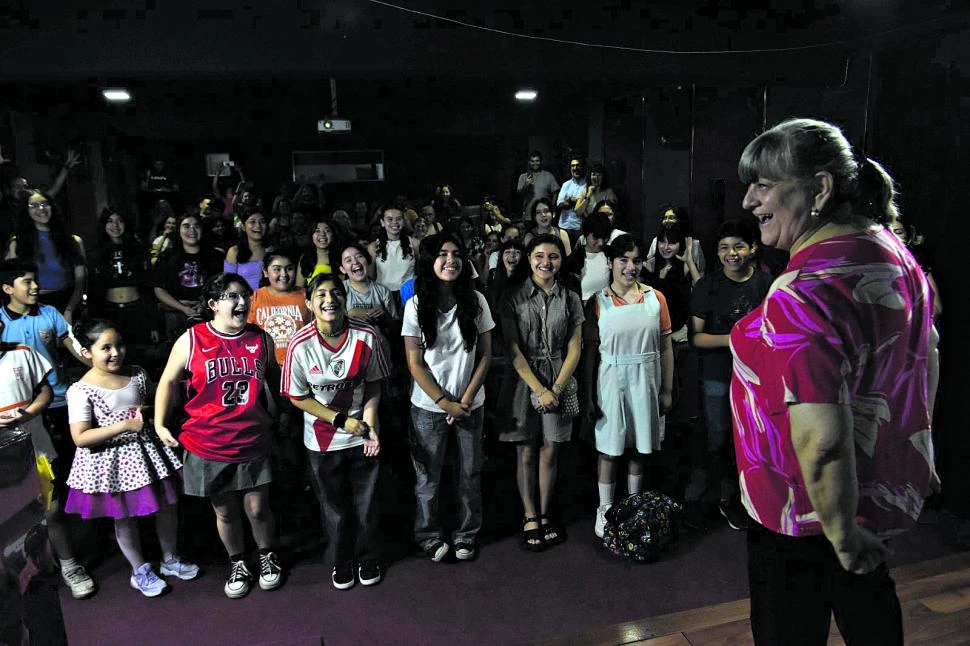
(180, 322, 272, 462)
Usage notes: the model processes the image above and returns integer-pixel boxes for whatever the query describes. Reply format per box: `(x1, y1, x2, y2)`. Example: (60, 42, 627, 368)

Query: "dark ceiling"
(1, 1, 966, 141)
(0, 1, 963, 84)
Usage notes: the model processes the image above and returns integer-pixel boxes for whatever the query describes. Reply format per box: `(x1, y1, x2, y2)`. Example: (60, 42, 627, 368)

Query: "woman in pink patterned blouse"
(731, 118, 940, 645)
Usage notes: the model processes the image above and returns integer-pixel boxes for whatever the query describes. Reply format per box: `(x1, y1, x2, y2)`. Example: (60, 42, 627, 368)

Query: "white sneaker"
(130, 563, 168, 598)
(160, 555, 200, 580)
(594, 504, 612, 539)
(61, 563, 96, 599)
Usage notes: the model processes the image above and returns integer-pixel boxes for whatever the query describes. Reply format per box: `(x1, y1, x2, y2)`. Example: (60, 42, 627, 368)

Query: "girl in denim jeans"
(403, 232, 494, 563)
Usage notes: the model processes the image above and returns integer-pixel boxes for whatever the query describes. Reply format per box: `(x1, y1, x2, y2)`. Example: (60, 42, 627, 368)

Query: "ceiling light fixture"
(515, 89, 537, 102)
(102, 88, 131, 102)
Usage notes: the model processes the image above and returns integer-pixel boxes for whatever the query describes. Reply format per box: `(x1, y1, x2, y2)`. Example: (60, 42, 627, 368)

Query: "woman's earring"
(810, 208, 820, 218)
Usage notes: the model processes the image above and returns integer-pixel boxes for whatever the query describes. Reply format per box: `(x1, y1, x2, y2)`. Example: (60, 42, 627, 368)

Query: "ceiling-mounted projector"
(317, 117, 351, 134)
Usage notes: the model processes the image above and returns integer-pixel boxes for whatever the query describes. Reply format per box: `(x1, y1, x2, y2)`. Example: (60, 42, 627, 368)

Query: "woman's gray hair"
(738, 118, 898, 224)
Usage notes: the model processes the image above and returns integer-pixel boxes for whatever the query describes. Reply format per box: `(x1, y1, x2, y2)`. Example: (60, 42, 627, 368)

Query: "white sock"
(628, 473, 643, 495)
(598, 482, 615, 507)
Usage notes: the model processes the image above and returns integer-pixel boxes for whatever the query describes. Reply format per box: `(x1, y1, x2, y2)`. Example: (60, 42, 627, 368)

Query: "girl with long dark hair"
(6, 191, 86, 320)
(522, 198, 571, 256)
(646, 204, 705, 277)
(297, 218, 340, 287)
(641, 221, 700, 426)
(152, 213, 222, 344)
(224, 210, 270, 290)
(88, 208, 157, 345)
(367, 205, 417, 299)
(149, 211, 177, 266)
(403, 232, 494, 562)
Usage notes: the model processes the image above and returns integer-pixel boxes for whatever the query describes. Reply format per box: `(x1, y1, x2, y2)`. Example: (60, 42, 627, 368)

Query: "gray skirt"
(498, 357, 572, 444)
(181, 451, 273, 497)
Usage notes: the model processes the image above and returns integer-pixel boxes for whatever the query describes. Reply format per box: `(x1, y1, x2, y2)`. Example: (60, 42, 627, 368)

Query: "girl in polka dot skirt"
(64, 318, 198, 597)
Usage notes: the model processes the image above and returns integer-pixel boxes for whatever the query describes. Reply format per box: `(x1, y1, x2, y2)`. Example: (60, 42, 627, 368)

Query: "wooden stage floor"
(547, 550, 970, 646)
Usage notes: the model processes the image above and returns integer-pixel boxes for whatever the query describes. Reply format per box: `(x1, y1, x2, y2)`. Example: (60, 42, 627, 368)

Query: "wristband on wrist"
(331, 412, 347, 428)
(434, 394, 447, 405)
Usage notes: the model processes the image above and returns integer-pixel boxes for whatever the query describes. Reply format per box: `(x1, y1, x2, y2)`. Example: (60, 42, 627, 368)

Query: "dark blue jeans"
(306, 445, 380, 568)
(410, 406, 484, 548)
(684, 378, 737, 501)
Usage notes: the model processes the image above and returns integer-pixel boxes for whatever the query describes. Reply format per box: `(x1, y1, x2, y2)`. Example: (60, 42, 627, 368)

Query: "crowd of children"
(0, 165, 791, 605)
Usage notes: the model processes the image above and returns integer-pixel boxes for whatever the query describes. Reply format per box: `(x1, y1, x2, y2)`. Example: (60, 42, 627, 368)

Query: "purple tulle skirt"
(64, 475, 181, 519)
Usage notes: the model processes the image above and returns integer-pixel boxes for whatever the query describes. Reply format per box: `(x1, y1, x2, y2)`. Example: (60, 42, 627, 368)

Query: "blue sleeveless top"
(36, 232, 71, 291)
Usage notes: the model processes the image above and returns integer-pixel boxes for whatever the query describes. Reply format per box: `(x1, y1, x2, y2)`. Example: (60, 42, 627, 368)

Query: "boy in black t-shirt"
(684, 219, 772, 531)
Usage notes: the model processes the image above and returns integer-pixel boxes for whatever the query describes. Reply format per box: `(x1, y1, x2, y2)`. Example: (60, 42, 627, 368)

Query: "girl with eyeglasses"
(6, 191, 86, 321)
(154, 272, 284, 600)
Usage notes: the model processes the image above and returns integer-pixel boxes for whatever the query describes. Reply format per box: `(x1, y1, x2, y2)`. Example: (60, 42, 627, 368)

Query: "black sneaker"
(358, 560, 382, 586)
(258, 551, 283, 591)
(424, 540, 449, 563)
(681, 500, 706, 532)
(224, 559, 253, 599)
(453, 542, 476, 561)
(331, 563, 355, 590)
(719, 499, 750, 531)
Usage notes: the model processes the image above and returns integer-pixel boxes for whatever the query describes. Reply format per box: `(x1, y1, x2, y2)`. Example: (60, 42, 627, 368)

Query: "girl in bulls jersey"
(154, 272, 284, 599)
(282, 273, 389, 590)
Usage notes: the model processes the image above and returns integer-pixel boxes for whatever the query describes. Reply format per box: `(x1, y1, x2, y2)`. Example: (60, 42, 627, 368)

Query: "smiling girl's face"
(340, 246, 369, 283)
(658, 237, 681, 260)
(244, 213, 266, 242)
(263, 255, 296, 294)
(529, 242, 562, 282)
(105, 213, 125, 242)
(433, 241, 463, 282)
(502, 247, 522, 274)
(312, 221, 333, 249)
(610, 246, 643, 289)
(308, 279, 347, 327)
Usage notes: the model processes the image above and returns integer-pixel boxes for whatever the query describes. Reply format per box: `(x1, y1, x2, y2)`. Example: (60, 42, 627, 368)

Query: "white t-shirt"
(282, 322, 389, 452)
(487, 251, 499, 271)
(374, 239, 414, 292)
(402, 291, 495, 412)
(0, 343, 55, 458)
(580, 250, 611, 301)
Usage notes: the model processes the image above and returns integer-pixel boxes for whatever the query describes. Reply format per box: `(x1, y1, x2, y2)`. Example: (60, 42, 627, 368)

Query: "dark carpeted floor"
(57, 408, 967, 645)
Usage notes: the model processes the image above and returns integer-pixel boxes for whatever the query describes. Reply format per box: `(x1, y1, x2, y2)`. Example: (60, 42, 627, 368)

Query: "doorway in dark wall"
(638, 87, 692, 242)
(602, 95, 641, 237)
(687, 86, 765, 270)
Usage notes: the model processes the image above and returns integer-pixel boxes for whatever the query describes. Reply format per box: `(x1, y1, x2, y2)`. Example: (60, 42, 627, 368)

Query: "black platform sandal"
(520, 516, 546, 552)
(540, 515, 566, 547)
